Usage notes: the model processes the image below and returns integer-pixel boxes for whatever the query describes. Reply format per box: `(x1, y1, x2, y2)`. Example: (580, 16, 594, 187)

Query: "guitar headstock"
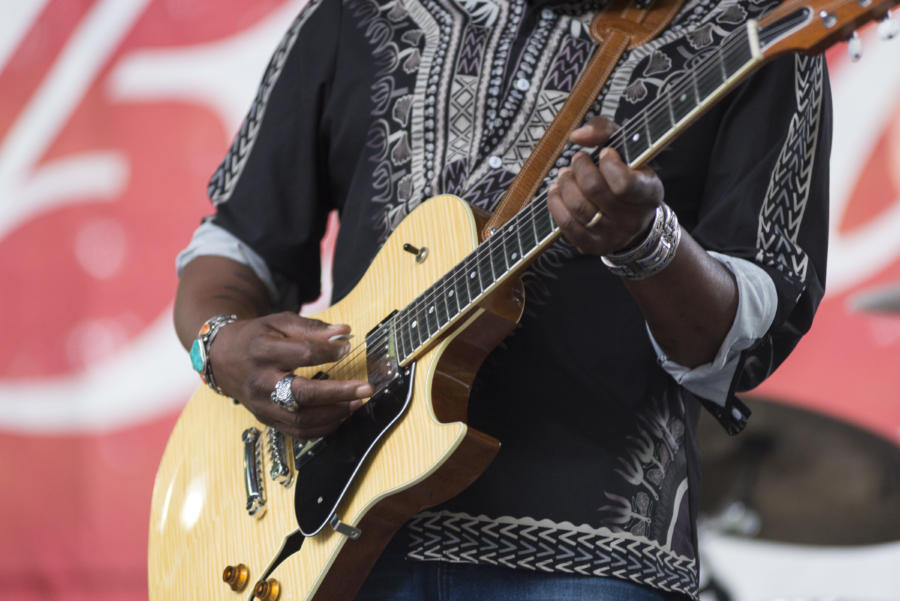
(756, 0, 899, 58)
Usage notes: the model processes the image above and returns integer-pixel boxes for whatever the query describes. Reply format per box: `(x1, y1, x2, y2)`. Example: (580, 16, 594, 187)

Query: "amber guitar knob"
(254, 578, 281, 601)
(222, 564, 249, 592)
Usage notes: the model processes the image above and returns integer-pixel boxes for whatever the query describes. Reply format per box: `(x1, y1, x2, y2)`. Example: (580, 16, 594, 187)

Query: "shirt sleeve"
(199, 0, 341, 305)
(647, 251, 777, 404)
(681, 53, 832, 433)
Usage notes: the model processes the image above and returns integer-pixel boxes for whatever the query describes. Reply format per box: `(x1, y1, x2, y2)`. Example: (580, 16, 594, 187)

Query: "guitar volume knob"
(222, 563, 250, 592)
(254, 578, 281, 601)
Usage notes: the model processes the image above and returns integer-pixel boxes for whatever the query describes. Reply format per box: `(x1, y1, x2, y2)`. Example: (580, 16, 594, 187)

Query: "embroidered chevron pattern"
(407, 511, 698, 596)
(465, 166, 517, 211)
(456, 26, 488, 76)
(545, 37, 593, 92)
(755, 54, 824, 280)
(207, 3, 314, 205)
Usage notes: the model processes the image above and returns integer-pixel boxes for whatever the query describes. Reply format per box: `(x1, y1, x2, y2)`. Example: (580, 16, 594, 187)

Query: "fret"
(416, 301, 434, 341)
(405, 306, 424, 351)
(723, 33, 751, 77)
(622, 125, 648, 165)
(476, 249, 493, 294)
(432, 281, 450, 329)
(717, 45, 728, 81)
(646, 98, 672, 146)
(643, 111, 653, 147)
(669, 83, 695, 124)
(489, 237, 507, 282)
(503, 225, 522, 270)
(461, 256, 479, 307)
(519, 209, 539, 253)
(424, 298, 439, 337)
(453, 264, 470, 311)
(397, 313, 413, 361)
(695, 56, 723, 101)
(444, 273, 461, 317)
(391, 315, 408, 361)
(534, 204, 554, 241)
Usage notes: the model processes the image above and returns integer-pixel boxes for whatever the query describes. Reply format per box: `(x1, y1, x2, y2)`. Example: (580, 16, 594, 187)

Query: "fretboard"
(389, 21, 762, 365)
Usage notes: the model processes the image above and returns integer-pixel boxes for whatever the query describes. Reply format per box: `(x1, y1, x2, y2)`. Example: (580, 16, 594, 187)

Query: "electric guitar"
(148, 1, 898, 599)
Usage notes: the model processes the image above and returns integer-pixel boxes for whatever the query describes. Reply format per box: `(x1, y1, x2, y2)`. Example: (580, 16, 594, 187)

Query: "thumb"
(569, 116, 619, 147)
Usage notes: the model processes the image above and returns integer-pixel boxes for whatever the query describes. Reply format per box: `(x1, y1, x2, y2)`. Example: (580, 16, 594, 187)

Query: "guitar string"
(320, 26, 752, 384)
(319, 27, 753, 383)
(335, 27, 752, 369)
(321, 29, 752, 386)
(348, 26, 752, 371)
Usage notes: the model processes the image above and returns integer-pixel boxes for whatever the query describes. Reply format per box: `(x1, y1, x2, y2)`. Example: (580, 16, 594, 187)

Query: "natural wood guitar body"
(148, 195, 523, 601)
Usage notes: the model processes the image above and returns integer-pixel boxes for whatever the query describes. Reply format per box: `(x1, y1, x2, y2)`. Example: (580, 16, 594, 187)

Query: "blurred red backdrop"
(0, 1, 897, 599)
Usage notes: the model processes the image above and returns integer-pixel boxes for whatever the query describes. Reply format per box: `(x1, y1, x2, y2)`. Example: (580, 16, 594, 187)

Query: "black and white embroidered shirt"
(180, 0, 831, 597)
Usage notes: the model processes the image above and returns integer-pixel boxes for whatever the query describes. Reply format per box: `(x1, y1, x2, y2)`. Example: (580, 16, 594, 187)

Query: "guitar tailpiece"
(330, 514, 362, 540)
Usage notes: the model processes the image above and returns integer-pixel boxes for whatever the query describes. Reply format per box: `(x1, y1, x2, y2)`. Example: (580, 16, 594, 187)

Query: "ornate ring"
(586, 210, 603, 228)
(270, 374, 298, 411)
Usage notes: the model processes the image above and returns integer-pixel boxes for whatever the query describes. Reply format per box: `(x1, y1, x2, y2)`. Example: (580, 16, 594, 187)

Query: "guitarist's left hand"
(547, 115, 663, 255)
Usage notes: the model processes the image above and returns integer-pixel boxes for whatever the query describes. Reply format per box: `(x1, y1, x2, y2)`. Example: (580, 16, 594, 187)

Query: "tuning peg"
(848, 31, 863, 61)
(877, 10, 899, 40)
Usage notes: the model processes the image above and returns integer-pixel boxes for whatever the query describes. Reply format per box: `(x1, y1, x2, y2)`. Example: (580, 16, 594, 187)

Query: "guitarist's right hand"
(207, 312, 373, 439)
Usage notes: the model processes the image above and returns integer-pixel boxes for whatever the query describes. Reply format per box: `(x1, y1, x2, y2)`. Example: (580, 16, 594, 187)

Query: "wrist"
(189, 314, 238, 393)
(602, 202, 681, 280)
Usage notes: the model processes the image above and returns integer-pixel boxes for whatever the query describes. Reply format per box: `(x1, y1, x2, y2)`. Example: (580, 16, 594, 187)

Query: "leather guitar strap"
(480, 0, 685, 239)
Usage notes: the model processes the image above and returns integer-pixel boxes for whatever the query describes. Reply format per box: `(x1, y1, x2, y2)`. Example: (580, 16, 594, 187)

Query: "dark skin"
(175, 115, 737, 438)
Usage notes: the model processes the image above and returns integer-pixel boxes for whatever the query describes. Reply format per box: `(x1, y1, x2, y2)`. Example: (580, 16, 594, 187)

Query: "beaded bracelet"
(601, 203, 681, 280)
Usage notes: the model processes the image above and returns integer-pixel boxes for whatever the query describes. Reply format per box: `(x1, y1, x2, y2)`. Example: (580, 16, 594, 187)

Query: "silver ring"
(270, 374, 298, 411)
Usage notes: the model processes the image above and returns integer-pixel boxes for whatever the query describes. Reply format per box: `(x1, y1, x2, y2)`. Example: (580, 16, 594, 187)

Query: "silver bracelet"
(602, 203, 681, 280)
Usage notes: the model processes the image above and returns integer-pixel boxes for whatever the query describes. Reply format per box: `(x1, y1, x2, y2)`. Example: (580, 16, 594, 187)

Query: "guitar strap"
(480, 0, 686, 239)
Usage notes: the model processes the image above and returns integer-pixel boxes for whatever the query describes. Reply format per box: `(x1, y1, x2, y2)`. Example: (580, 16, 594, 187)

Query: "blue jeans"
(355, 535, 691, 601)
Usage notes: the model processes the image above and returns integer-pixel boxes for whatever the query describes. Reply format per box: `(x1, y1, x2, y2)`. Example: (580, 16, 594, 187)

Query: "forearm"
(174, 255, 273, 350)
(624, 229, 738, 368)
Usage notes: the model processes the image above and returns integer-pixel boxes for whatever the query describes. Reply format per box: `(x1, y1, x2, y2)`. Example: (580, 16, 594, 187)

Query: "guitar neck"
(390, 20, 769, 365)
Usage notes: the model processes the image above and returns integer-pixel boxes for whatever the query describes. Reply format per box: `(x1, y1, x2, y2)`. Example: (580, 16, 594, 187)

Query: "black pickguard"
(294, 364, 415, 536)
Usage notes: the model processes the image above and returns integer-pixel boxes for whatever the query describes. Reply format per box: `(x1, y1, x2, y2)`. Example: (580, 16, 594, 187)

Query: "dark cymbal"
(698, 397, 900, 545)
(850, 282, 900, 315)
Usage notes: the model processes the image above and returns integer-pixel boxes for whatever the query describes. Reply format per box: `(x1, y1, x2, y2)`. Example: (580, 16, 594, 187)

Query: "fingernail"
(339, 342, 351, 357)
(558, 166, 571, 177)
(599, 147, 612, 159)
(328, 333, 352, 342)
(355, 384, 373, 398)
(349, 399, 364, 411)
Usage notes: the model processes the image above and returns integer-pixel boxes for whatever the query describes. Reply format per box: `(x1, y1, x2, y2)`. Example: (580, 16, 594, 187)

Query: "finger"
(262, 335, 351, 370)
(285, 401, 362, 438)
(557, 166, 604, 227)
(292, 376, 373, 407)
(570, 151, 611, 211)
(264, 312, 353, 343)
(547, 181, 603, 253)
(246, 373, 366, 437)
(569, 116, 619, 147)
(595, 148, 663, 210)
(595, 147, 635, 198)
